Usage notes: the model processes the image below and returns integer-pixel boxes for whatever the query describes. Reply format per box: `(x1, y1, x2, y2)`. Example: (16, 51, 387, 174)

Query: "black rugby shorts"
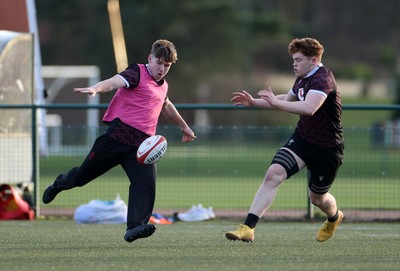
(283, 130, 344, 194)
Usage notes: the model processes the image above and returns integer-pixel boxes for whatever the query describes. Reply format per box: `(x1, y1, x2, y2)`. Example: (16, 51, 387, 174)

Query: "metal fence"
(1, 104, 400, 221)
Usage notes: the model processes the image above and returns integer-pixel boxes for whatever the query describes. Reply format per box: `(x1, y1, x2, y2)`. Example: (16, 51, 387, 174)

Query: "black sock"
(327, 209, 339, 222)
(244, 213, 259, 229)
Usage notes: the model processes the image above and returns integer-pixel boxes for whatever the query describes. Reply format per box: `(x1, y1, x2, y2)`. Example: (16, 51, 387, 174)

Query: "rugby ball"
(137, 135, 167, 165)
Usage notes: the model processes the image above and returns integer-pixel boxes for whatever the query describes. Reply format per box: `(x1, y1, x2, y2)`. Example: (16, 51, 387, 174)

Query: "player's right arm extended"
(73, 75, 126, 98)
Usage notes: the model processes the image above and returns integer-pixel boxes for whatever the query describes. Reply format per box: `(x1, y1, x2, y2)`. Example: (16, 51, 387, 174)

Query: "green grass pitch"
(0, 220, 399, 271)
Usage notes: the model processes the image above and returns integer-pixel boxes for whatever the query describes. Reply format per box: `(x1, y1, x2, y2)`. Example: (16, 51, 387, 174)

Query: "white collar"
(304, 63, 323, 78)
(145, 64, 152, 77)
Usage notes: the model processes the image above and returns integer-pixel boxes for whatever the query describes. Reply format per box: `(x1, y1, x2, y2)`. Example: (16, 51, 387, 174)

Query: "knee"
(309, 192, 324, 207)
(264, 164, 287, 186)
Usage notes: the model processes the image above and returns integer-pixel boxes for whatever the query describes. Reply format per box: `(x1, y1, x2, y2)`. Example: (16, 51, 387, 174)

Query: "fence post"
(31, 105, 39, 216)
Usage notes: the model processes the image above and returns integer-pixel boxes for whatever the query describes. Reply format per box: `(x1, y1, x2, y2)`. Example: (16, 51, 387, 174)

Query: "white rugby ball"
(137, 135, 167, 165)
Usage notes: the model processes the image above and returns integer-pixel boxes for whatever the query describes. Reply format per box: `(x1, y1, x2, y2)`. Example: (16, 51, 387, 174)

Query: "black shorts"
(283, 130, 344, 194)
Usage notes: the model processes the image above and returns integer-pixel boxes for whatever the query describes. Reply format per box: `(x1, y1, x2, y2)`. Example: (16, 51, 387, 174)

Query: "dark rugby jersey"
(105, 118, 149, 147)
(291, 65, 343, 147)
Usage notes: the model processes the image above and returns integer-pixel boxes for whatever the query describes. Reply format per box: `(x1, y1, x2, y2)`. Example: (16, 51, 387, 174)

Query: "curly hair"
(150, 39, 178, 63)
(288, 38, 324, 61)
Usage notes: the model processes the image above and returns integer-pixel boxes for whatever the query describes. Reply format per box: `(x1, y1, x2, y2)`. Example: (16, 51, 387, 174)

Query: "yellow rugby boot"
(316, 210, 344, 242)
(225, 224, 254, 242)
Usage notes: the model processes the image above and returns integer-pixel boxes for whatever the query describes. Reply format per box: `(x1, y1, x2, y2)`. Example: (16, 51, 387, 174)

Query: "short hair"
(288, 38, 324, 61)
(150, 39, 178, 63)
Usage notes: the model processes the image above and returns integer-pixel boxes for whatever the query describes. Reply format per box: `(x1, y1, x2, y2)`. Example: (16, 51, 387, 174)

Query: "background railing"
(1, 104, 400, 221)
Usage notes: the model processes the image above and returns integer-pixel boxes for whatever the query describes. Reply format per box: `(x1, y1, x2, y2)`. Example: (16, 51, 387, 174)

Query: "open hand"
(73, 87, 97, 99)
(231, 90, 254, 107)
(257, 87, 277, 107)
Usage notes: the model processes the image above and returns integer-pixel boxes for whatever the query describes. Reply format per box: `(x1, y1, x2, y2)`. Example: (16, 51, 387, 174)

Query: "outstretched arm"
(162, 98, 197, 142)
(258, 87, 325, 116)
(73, 75, 126, 98)
(231, 90, 290, 108)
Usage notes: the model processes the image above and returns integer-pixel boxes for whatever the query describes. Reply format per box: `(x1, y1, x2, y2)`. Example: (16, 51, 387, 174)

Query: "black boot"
(42, 174, 65, 204)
